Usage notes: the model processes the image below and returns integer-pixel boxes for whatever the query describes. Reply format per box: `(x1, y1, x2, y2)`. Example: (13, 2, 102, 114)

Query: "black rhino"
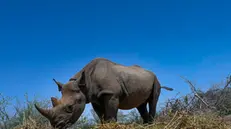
(35, 58, 173, 129)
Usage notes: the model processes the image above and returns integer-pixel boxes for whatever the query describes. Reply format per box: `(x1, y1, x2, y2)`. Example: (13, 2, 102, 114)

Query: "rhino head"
(35, 72, 87, 129)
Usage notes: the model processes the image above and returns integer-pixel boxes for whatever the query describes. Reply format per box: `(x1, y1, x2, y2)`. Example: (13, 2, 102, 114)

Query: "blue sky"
(0, 0, 231, 116)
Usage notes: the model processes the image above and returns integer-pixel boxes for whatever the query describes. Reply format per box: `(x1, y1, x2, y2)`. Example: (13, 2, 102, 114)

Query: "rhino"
(35, 58, 173, 129)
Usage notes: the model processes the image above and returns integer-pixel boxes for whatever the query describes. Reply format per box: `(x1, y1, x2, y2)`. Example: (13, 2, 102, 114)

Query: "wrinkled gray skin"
(35, 58, 173, 129)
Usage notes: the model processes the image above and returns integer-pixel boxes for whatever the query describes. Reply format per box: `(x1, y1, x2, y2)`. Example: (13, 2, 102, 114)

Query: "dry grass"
(11, 111, 231, 129)
(12, 116, 50, 129)
(96, 112, 231, 129)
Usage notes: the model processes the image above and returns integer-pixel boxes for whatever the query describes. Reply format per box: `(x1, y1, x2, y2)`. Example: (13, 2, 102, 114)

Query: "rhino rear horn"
(53, 79, 63, 91)
(51, 97, 60, 107)
(34, 104, 53, 120)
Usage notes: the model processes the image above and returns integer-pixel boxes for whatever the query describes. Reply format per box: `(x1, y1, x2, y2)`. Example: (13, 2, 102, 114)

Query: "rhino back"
(112, 65, 154, 92)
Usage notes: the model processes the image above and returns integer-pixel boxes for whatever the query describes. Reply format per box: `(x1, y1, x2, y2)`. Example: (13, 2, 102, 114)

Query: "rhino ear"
(78, 71, 86, 87)
(53, 79, 63, 91)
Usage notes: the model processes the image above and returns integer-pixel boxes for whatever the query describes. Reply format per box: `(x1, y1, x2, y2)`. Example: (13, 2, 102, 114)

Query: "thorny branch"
(180, 76, 215, 109)
(215, 76, 231, 106)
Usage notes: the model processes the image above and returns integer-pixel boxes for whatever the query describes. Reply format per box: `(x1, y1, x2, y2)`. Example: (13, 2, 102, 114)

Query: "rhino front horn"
(53, 78, 63, 91)
(34, 104, 53, 120)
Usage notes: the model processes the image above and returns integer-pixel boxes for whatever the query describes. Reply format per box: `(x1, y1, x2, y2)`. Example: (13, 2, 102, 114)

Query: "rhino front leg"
(102, 94, 119, 123)
(91, 103, 105, 123)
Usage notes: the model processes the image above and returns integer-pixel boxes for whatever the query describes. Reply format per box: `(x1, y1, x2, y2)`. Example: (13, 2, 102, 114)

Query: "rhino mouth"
(50, 114, 75, 129)
(54, 121, 72, 129)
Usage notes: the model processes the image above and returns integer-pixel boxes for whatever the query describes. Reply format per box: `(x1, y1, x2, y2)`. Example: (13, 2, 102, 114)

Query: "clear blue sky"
(0, 0, 231, 116)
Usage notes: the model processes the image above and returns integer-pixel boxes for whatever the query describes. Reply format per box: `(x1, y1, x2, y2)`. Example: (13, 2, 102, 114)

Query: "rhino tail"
(161, 86, 173, 91)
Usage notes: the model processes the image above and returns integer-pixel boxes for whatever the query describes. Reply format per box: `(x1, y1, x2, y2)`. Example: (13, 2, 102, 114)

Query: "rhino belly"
(118, 88, 152, 110)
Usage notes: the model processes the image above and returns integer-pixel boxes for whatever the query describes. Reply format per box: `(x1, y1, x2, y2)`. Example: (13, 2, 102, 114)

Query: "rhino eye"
(77, 98, 82, 104)
(64, 105, 73, 113)
(71, 89, 80, 93)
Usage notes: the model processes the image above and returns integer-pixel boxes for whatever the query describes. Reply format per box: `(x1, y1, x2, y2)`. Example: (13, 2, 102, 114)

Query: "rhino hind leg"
(148, 84, 161, 123)
(136, 102, 149, 124)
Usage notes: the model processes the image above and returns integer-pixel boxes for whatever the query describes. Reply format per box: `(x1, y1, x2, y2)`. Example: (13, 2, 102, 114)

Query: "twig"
(223, 77, 231, 89)
(215, 77, 231, 106)
(180, 76, 213, 109)
(172, 114, 184, 129)
(164, 111, 178, 129)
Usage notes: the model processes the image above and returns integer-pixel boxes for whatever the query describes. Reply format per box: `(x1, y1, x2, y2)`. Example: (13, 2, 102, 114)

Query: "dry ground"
(12, 111, 231, 129)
